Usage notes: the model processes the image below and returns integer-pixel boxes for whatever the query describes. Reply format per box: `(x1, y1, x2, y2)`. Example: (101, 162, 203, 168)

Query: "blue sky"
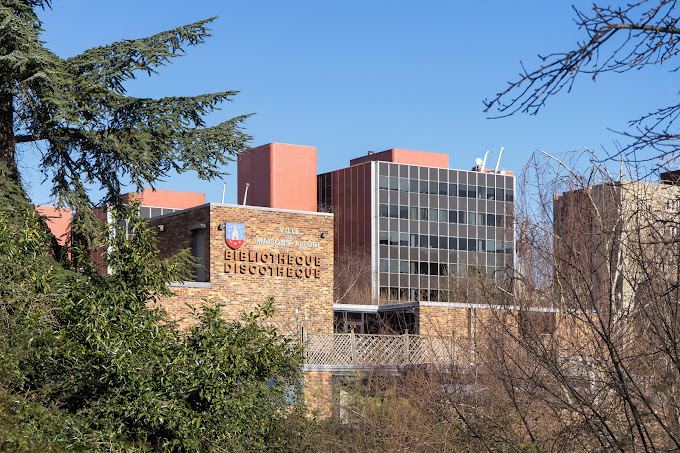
(21, 1, 678, 205)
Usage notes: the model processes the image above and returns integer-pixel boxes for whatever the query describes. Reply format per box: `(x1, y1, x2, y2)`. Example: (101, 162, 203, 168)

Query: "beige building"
(553, 172, 680, 317)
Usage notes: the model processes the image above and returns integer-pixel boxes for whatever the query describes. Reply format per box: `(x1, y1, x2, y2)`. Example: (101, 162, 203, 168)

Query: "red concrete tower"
(237, 143, 317, 212)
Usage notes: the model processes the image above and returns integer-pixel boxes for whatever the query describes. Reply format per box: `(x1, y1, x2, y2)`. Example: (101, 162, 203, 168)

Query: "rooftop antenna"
(242, 183, 250, 206)
(494, 147, 504, 172)
(221, 182, 226, 204)
(481, 150, 490, 172)
(475, 157, 483, 170)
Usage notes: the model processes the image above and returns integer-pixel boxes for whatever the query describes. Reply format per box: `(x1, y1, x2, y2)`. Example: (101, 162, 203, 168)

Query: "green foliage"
(1, 1, 251, 247)
(0, 200, 304, 451)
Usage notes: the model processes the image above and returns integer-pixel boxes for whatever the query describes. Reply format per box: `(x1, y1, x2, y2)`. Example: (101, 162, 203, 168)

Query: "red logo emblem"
(225, 223, 245, 250)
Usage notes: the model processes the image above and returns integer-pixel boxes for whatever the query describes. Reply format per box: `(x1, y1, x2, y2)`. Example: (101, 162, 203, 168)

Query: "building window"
(458, 184, 467, 198)
(439, 183, 448, 195)
(399, 205, 409, 219)
(487, 188, 495, 200)
(667, 197, 680, 213)
(191, 228, 206, 282)
(449, 210, 457, 223)
(379, 176, 389, 189)
(379, 231, 388, 245)
(379, 204, 388, 217)
(400, 233, 408, 246)
(399, 178, 409, 192)
(389, 232, 399, 246)
(389, 177, 398, 191)
(409, 234, 418, 247)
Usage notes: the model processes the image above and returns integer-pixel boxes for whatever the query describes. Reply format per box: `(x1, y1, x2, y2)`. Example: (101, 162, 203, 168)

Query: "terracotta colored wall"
(150, 204, 334, 333)
(349, 148, 449, 168)
(238, 143, 317, 212)
(37, 206, 72, 247)
(121, 189, 205, 209)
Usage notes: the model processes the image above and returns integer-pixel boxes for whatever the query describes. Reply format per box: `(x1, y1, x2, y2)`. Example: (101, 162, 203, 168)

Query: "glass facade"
(319, 160, 515, 304)
(375, 162, 514, 303)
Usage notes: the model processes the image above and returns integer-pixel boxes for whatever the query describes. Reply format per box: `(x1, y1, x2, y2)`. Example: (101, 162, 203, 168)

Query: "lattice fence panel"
(305, 333, 463, 366)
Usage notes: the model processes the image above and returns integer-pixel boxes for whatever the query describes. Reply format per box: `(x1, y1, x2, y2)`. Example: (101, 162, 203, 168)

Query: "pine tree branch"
(15, 132, 40, 142)
(65, 17, 217, 94)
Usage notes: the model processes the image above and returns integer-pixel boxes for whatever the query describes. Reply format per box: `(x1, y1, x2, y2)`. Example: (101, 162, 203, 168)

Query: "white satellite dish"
(475, 157, 483, 167)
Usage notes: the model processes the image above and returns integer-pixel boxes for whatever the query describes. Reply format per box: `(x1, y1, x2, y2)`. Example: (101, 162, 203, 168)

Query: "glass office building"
(318, 149, 515, 303)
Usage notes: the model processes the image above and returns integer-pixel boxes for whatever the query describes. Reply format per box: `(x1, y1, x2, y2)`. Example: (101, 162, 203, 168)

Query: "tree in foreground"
(0, 198, 303, 451)
(1, 1, 250, 250)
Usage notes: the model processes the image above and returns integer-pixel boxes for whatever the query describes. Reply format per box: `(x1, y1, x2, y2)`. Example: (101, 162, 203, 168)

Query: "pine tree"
(0, 1, 251, 245)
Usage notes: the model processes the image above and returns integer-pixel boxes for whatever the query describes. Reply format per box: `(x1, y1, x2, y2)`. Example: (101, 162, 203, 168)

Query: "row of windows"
(379, 282, 511, 303)
(379, 176, 514, 201)
(379, 232, 513, 253)
(379, 204, 509, 226)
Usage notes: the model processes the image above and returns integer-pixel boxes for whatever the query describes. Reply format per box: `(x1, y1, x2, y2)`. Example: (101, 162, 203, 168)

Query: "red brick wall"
(150, 205, 334, 333)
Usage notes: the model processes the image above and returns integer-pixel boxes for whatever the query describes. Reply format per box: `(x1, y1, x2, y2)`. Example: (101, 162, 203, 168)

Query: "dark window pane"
(410, 179, 418, 192)
(487, 213, 495, 226)
(506, 189, 514, 202)
(379, 176, 389, 189)
(468, 186, 476, 198)
(430, 235, 438, 248)
(400, 233, 408, 246)
(458, 184, 467, 197)
(379, 231, 388, 245)
(478, 213, 486, 226)
(478, 239, 486, 252)
(497, 188, 505, 201)
(429, 181, 438, 194)
(429, 263, 438, 276)
(389, 204, 398, 218)
(400, 260, 408, 273)
(420, 262, 429, 275)
(459, 238, 467, 250)
(458, 211, 466, 223)
(379, 204, 388, 217)
(420, 207, 428, 221)
(399, 206, 408, 219)
(497, 214, 504, 227)
(449, 210, 457, 223)
(420, 235, 428, 248)
(410, 261, 419, 274)
(410, 234, 418, 247)
(449, 237, 457, 250)
(389, 177, 398, 190)
(468, 212, 476, 225)
(439, 182, 448, 195)
(439, 210, 448, 222)
(390, 232, 399, 245)
(439, 236, 448, 249)
(477, 186, 486, 199)
(449, 183, 457, 196)
(468, 239, 476, 251)
(380, 259, 388, 272)
(410, 207, 419, 219)
(487, 187, 495, 200)
(420, 180, 429, 194)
